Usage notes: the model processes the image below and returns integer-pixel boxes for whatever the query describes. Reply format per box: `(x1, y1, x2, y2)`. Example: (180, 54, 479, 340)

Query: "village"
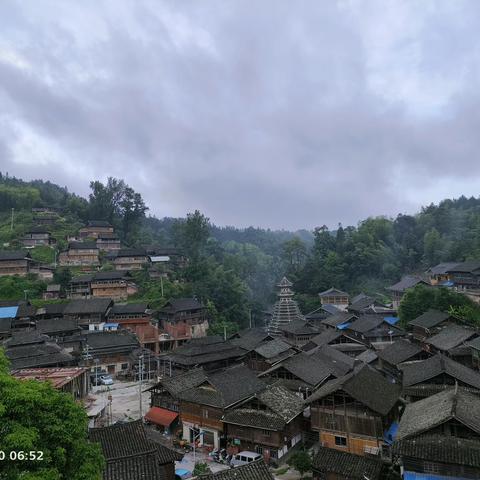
(2, 212, 480, 480)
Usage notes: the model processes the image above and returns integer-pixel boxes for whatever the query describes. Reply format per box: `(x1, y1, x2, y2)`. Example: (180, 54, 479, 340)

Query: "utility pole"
(160, 275, 164, 297)
(139, 354, 144, 420)
(223, 324, 227, 341)
(249, 310, 252, 329)
(10, 208, 14, 231)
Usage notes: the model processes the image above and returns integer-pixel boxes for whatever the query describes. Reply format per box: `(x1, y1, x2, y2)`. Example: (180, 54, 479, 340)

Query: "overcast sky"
(1, 1, 480, 230)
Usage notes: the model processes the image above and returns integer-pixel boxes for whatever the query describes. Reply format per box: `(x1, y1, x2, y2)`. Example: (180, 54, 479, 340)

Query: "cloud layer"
(1, 0, 480, 229)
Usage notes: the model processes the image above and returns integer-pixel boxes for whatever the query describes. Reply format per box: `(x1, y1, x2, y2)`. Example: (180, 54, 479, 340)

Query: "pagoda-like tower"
(268, 276, 304, 335)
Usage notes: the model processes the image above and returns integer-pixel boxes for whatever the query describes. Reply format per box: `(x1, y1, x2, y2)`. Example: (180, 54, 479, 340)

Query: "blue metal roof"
(383, 421, 398, 445)
(0, 306, 18, 319)
(384, 316, 399, 325)
(404, 472, 471, 480)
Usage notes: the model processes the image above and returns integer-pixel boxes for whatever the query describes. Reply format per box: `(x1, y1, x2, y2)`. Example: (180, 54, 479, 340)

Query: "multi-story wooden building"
(178, 364, 266, 449)
(407, 309, 454, 340)
(68, 272, 137, 300)
(318, 288, 350, 310)
(21, 226, 55, 247)
(446, 261, 480, 290)
(393, 388, 480, 479)
(223, 384, 304, 464)
(387, 275, 429, 308)
(63, 298, 113, 331)
(157, 298, 209, 348)
(0, 251, 33, 276)
(96, 232, 121, 252)
(278, 319, 319, 347)
(58, 241, 99, 266)
(107, 248, 150, 270)
(307, 364, 402, 457)
(427, 262, 460, 285)
(79, 220, 114, 239)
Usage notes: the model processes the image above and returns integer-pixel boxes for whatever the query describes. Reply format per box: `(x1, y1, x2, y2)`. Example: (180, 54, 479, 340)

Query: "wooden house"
(319, 288, 350, 311)
(63, 298, 113, 331)
(0, 250, 32, 276)
(307, 364, 402, 457)
(278, 318, 320, 347)
(387, 275, 429, 308)
(446, 261, 480, 290)
(393, 389, 480, 479)
(178, 364, 266, 449)
(198, 460, 273, 480)
(346, 314, 405, 347)
(157, 298, 209, 348)
(407, 309, 454, 340)
(79, 220, 114, 239)
(245, 338, 297, 372)
(96, 233, 121, 252)
(427, 262, 460, 285)
(21, 226, 55, 247)
(108, 248, 149, 270)
(223, 384, 304, 464)
(302, 329, 368, 356)
(401, 353, 480, 401)
(59, 241, 99, 266)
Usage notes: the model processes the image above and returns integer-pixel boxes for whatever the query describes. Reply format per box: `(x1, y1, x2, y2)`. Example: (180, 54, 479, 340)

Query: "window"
(261, 429, 271, 437)
(121, 363, 128, 370)
(202, 409, 209, 418)
(334, 436, 347, 447)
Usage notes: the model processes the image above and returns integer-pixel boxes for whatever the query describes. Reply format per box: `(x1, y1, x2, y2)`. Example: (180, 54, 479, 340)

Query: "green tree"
(0, 350, 104, 479)
(288, 451, 312, 479)
(173, 210, 210, 261)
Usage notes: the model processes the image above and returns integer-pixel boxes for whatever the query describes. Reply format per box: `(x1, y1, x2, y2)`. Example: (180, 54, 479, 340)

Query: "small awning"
(145, 407, 178, 427)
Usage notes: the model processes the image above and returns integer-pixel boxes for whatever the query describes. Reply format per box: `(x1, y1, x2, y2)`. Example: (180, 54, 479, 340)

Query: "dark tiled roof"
(310, 345, 355, 377)
(254, 338, 293, 359)
(70, 274, 94, 284)
(161, 297, 204, 313)
(428, 262, 461, 275)
(198, 460, 273, 480)
(83, 331, 139, 349)
(426, 325, 477, 351)
(348, 315, 385, 333)
(401, 354, 480, 390)
(396, 389, 480, 440)
(312, 447, 383, 479)
(40, 303, 67, 316)
(92, 271, 130, 281)
(279, 318, 318, 335)
(36, 318, 79, 334)
(0, 250, 31, 261)
(319, 287, 349, 297)
(102, 452, 166, 480)
(156, 368, 207, 396)
(356, 349, 378, 364)
(256, 384, 304, 422)
(319, 304, 342, 316)
(393, 435, 480, 467)
(111, 303, 149, 315)
(64, 298, 113, 315)
(230, 328, 272, 352)
(387, 275, 428, 292)
(89, 419, 181, 477)
(86, 220, 112, 228)
(408, 309, 451, 329)
(320, 312, 357, 328)
(0, 317, 12, 331)
(306, 364, 401, 416)
(223, 409, 285, 430)
(308, 329, 342, 347)
(447, 261, 480, 273)
(377, 339, 423, 366)
(114, 248, 148, 258)
(179, 364, 266, 408)
(69, 241, 98, 250)
(261, 352, 333, 387)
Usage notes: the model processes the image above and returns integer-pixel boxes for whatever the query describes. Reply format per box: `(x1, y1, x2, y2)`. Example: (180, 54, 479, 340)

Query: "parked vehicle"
(99, 374, 114, 385)
(230, 451, 262, 467)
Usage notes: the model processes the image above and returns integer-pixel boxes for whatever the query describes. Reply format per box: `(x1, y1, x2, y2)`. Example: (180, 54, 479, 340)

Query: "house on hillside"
(0, 251, 33, 276)
(79, 220, 114, 239)
(223, 384, 304, 464)
(177, 364, 266, 450)
(245, 338, 297, 372)
(63, 298, 113, 331)
(446, 261, 480, 290)
(89, 419, 182, 480)
(319, 287, 350, 311)
(21, 226, 55, 247)
(157, 298, 209, 349)
(387, 275, 429, 308)
(302, 329, 368, 356)
(58, 241, 99, 266)
(229, 328, 274, 354)
(306, 364, 402, 457)
(96, 232, 121, 251)
(427, 262, 460, 285)
(67, 271, 138, 300)
(107, 248, 150, 270)
(346, 314, 405, 347)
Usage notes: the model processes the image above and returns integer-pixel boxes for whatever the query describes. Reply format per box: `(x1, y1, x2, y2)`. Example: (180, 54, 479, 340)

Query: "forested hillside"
(1, 172, 480, 328)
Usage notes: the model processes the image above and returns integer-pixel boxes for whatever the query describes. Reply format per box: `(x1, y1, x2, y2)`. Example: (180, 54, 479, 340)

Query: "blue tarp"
(383, 421, 398, 445)
(103, 323, 119, 330)
(384, 316, 399, 325)
(337, 322, 351, 330)
(0, 306, 18, 319)
(404, 472, 471, 480)
(441, 280, 454, 287)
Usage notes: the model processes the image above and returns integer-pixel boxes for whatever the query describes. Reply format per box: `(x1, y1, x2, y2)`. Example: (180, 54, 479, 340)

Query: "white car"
(99, 375, 114, 385)
(230, 451, 262, 467)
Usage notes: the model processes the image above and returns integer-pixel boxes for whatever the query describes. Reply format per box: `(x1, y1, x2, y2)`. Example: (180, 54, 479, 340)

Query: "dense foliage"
(0, 350, 104, 480)
(2, 172, 480, 323)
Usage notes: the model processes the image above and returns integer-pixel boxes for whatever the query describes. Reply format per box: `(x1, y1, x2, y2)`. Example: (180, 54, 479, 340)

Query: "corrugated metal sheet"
(0, 306, 18, 319)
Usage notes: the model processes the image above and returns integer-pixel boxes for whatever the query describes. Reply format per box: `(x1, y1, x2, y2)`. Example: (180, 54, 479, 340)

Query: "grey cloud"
(1, 0, 480, 229)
